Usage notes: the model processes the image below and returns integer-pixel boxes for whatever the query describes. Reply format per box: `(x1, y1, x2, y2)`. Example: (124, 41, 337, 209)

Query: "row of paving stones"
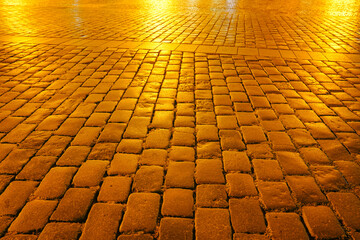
(0, 7, 359, 54)
(0, 43, 360, 239)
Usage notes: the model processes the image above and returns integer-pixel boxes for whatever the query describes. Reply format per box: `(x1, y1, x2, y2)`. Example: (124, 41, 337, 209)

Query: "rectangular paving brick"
(80, 203, 123, 240)
(133, 166, 164, 192)
(8, 200, 57, 233)
(34, 167, 77, 199)
(258, 181, 295, 210)
(302, 206, 345, 239)
(72, 160, 108, 187)
(38, 222, 82, 240)
(98, 176, 132, 203)
(159, 217, 193, 240)
(50, 188, 95, 222)
(195, 208, 232, 240)
(16, 156, 57, 181)
(226, 173, 257, 197)
(229, 199, 266, 233)
(327, 192, 360, 231)
(165, 161, 195, 189)
(120, 193, 160, 233)
(0, 149, 36, 174)
(286, 176, 327, 204)
(267, 213, 309, 240)
(0, 181, 38, 216)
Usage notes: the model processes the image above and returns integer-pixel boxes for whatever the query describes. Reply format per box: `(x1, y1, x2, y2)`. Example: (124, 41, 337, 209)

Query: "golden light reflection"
(325, 0, 357, 16)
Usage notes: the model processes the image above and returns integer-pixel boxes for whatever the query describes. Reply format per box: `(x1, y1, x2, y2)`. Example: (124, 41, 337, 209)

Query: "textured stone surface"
(1, 2, 359, 238)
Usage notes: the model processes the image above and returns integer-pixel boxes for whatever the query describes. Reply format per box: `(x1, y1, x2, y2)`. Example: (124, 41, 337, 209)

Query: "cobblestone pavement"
(1, 0, 360, 239)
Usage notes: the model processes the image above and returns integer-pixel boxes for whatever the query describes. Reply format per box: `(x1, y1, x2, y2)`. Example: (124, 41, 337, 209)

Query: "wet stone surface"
(0, 0, 360, 239)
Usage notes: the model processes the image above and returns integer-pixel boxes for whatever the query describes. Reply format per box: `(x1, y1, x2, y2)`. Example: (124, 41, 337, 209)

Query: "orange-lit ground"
(0, 0, 360, 239)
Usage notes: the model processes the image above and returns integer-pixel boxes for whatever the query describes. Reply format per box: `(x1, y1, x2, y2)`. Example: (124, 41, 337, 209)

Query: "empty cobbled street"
(0, 0, 360, 239)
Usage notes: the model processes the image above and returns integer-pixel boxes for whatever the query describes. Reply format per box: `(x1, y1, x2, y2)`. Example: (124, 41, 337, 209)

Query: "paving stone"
(318, 139, 352, 161)
(159, 217, 193, 240)
(241, 126, 267, 143)
(226, 173, 257, 197)
(34, 167, 77, 199)
(195, 159, 225, 184)
(1, 124, 36, 143)
(195, 208, 232, 240)
(108, 153, 138, 175)
(268, 132, 296, 151)
(50, 188, 95, 222)
(0, 144, 15, 162)
(145, 129, 171, 149)
(56, 146, 90, 166)
(286, 176, 327, 204)
(36, 115, 67, 131)
(109, 110, 132, 123)
(151, 111, 174, 128)
(116, 139, 143, 153)
(219, 130, 245, 150)
(217, 115, 238, 129)
(222, 151, 251, 173)
(288, 129, 317, 146)
(235, 112, 257, 126)
(322, 116, 354, 132)
(197, 142, 222, 158)
(168, 146, 195, 162)
(327, 192, 360, 231)
(73, 160, 108, 187)
(71, 127, 101, 146)
(334, 161, 360, 185)
(302, 206, 346, 239)
(98, 176, 132, 202)
(0, 175, 12, 193)
(267, 213, 309, 240)
(0, 149, 36, 174)
(55, 118, 86, 136)
(253, 159, 283, 180)
(171, 127, 195, 146)
(196, 112, 216, 125)
(165, 161, 195, 188)
(276, 151, 309, 175)
(80, 203, 123, 240)
(305, 122, 335, 139)
(38, 223, 82, 240)
(98, 123, 126, 142)
(16, 156, 57, 180)
(8, 200, 57, 233)
(36, 136, 72, 157)
(123, 117, 150, 138)
(299, 147, 331, 165)
(133, 166, 164, 192)
(0, 117, 24, 133)
(196, 125, 219, 141)
(336, 132, 360, 154)
(161, 189, 193, 217)
(140, 149, 167, 166)
(120, 193, 160, 233)
(196, 184, 228, 208)
(87, 142, 117, 160)
(311, 166, 347, 191)
(0, 216, 14, 237)
(246, 143, 274, 159)
(258, 181, 295, 210)
(70, 103, 96, 118)
(0, 181, 38, 216)
(229, 198, 266, 233)
(18, 131, 52, 149)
